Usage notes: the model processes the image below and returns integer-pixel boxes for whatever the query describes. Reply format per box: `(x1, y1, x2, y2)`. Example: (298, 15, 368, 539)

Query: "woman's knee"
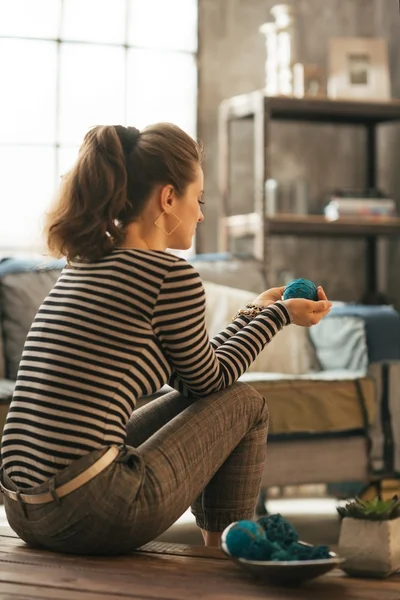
(233, 382, 269, 423)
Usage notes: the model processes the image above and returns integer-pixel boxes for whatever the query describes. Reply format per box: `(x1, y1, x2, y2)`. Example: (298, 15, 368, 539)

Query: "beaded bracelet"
(232, 303, 265, 322)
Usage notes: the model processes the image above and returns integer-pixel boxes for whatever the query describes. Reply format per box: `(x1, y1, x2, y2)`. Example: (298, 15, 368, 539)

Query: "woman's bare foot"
(200, 529, 221, 547)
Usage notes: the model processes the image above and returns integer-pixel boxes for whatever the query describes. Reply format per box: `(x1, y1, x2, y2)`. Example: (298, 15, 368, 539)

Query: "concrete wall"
(197, 0, 400, 304)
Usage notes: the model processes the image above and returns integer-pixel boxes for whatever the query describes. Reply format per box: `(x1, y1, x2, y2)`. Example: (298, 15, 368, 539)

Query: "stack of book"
(324, 194, 397, 221)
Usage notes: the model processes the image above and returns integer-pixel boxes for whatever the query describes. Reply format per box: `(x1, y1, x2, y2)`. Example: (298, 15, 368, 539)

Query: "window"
(0, 0, 198, 254)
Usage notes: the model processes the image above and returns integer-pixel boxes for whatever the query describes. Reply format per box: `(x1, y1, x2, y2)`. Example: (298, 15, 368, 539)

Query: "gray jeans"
(2, 382, 269, 555)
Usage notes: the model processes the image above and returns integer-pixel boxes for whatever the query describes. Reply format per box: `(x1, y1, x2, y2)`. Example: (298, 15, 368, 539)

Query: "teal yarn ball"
(257, 514, 299, 548)
(282, 278, 318, 301)
(241, 537, 281, 561)
(276, 542, 332, 562)
(225, 520, 265, 558)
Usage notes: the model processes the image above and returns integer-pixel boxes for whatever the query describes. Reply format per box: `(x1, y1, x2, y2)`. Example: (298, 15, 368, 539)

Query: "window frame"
(0, 0, 199, 256)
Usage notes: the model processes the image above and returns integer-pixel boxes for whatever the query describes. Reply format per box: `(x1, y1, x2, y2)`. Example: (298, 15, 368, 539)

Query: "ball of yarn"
(224, 520, 265, 558)
(257, 514, 300, 548)
(282, 542, 332, 561)
(282, 278, 318, 301)
(241, 537, 282, 561)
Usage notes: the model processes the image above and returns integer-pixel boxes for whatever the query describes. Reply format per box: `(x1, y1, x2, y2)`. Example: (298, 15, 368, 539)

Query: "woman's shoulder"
(108, 249, 201, 280)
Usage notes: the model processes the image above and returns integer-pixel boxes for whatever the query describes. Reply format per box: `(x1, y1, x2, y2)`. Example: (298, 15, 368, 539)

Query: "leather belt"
(0, 446, 119, 505)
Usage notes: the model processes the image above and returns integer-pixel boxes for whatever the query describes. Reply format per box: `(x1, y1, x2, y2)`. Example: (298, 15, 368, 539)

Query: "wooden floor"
(0, 525, 399, 599)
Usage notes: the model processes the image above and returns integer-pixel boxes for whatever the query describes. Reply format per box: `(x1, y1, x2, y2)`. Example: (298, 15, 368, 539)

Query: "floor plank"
(0, 533, 226, 566)
(0, 558, 282, 600)
(0, 526, 16, 538)
(0, 581, 137, 600)
(0, 526, 225, 559)
(1, 525, 400, 600)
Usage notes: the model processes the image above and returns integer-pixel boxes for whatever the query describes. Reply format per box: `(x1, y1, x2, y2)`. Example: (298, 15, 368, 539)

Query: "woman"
(0, 123, 331, 555)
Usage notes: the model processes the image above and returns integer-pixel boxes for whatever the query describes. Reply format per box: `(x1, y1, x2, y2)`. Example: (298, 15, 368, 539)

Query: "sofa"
(0, 256, 397, 501)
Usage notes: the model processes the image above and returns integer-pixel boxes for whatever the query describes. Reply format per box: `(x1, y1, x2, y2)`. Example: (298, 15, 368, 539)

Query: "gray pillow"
(192, 257, 265, 293)
(1, 269, 62, 380)
(0, 320, 5, 379)
(0, 379, 15, 403)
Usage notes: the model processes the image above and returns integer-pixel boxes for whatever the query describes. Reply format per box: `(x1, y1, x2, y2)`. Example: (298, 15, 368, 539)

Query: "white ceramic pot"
(338, 517, 400, 578)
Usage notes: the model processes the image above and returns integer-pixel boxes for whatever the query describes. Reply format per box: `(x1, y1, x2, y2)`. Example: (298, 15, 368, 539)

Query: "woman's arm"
(209, 286, 288, 351)
(152, 258, 291, 397)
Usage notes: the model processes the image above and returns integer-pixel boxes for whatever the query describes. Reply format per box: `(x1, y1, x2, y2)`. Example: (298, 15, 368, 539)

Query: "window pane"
(0, 0, 61, 39)
(62, 0, 126, 44)
(0, 147, 56, 249)
(0, 40, 57, 144)
(127, 50, 197, 136)
(59, 44, 126, 145)
(58, 147, 80, 180)
(128, 0, 197, 52)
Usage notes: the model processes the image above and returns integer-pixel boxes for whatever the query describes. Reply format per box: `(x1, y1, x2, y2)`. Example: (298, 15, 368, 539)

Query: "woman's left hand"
(253, 284, 330, 309)
(252, 286, 285, 308)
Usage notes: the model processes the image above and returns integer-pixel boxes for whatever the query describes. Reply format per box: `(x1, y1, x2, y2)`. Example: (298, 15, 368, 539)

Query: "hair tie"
(114, 125, 140, 155)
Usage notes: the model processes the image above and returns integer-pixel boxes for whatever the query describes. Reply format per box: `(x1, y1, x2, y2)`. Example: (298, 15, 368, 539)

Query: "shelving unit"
(218, 91, 400, 301)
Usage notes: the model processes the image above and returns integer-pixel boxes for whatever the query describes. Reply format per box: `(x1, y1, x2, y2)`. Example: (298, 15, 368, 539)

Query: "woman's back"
(0, 249, 187, 488)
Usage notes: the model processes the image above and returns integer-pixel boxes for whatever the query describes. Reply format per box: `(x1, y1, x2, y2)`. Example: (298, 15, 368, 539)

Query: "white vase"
(338, 517, 400, 578)
(259, 22, 278, 95)
(270, 4, 297, 96)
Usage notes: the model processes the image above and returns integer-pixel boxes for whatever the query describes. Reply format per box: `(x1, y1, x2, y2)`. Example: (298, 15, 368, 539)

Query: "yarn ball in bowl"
(271, 542, 331, 562)
(224, 520, 264, 555)
(224, 520, 281, 561)
(285, 542, 331, 561)
(282, 278, 318, 301)
(257, 514, 299, 548)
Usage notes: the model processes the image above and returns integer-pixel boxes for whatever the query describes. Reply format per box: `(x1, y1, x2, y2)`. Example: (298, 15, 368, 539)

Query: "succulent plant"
(337, 495, 400, 521)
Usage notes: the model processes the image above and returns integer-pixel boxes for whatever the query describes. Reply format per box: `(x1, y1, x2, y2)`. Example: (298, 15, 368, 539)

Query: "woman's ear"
(160, 184, 175, 211)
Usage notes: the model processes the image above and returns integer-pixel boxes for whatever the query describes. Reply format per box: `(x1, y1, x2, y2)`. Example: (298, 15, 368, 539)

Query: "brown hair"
(45, 123, 203, 262)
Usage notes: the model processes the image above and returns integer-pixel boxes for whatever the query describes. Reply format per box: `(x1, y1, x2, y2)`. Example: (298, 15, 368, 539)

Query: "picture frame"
(328, 37, 391, 101)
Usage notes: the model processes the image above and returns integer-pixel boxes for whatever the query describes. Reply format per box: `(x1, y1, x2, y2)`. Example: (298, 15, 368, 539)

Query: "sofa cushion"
(0, 379, 15, 442)
(203, 281, 320, 375)
(239, 371, 375, 436)
(191, 254, 265, 293)
(1, 268, 63, 379)
(0, 379, 15, 402)
(0, 319, 5, 380)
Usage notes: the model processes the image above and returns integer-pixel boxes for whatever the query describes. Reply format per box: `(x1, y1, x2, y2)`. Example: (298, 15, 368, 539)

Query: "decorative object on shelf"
(328, 38, 391, 101)
(291, 180, 309, 215)
(259, 21, 278, 96)
(265, 178, 278, 215)
(259, 4, 298, 96)
(265, 179, 309, 216)
(293, 63, 326, 98)
(337, 495, 400, 578)
(282, 278, 318, 301)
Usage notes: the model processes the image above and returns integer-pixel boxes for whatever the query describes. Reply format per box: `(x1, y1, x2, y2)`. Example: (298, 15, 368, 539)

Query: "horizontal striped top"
(0, 249, 291, 488)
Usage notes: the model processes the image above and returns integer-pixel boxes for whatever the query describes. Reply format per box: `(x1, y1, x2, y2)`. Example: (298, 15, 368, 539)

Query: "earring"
(154, 210, 182, 236)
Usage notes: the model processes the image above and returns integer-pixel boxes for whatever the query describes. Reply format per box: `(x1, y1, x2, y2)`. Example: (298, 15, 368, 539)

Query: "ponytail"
(45, 126, 128, 262)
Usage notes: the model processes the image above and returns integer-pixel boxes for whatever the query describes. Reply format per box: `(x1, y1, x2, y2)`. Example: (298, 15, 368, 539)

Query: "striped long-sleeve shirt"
(0, 249, 291, 488)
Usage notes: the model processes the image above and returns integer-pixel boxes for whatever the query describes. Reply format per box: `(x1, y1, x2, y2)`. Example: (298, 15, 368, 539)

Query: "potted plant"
(337, 495, 400, 578)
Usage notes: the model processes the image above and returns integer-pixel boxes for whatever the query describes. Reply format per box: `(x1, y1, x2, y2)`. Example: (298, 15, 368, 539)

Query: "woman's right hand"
(282, 286, 332, 327)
